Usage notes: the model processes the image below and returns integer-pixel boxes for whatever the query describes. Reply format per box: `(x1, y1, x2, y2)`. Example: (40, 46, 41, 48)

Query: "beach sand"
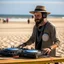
(0, 18, 64, 56)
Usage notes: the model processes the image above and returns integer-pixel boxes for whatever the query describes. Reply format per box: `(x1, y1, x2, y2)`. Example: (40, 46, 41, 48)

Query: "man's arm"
(43, 25, 60, 55)
(50, 26, 60, 50)
(18, 26, 36, 47)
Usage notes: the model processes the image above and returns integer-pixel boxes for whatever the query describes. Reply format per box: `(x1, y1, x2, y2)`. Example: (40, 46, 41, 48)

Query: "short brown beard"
(35, 18, 44, 27)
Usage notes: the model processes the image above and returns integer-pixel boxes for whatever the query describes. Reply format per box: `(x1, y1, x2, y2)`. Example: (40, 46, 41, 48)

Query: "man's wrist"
(48, 47, 52, 50)
(20, 43, 27, 47)
(23, 43, 27, 46)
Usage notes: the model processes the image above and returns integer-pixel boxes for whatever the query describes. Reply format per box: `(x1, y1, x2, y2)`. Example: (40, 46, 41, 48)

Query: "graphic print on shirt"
(42, 33, 49, 41)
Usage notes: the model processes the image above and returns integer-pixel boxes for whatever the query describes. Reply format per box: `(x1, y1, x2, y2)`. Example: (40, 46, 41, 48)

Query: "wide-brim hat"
(30, 5, 50, 14)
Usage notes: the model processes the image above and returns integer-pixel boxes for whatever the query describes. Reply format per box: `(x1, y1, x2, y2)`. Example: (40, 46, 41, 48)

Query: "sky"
(0, 0, 64, 15)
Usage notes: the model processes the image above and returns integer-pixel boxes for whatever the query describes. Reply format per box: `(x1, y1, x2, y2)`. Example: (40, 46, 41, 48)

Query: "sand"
(0, 18, 64, 57)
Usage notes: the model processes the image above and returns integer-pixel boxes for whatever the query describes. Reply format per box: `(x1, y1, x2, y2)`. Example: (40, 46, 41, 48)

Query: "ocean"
(0, 15, 32, 18)
(48, 15, 64, 18)
(0, 14, 64, 22)
(0, 15, 33, 22)
(0, 14, 64, 18)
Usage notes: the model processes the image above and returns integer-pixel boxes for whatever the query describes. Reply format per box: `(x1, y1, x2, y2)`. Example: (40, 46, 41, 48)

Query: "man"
(18, 5, 60, 57)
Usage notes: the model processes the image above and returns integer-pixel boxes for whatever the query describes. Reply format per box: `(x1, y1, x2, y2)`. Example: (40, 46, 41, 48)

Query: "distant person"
(3, 18, 8, 23)
(3, 19, 6, 23)
(32, 15, 34, 18)
(6, 18, 9, 23)
(27, 18, 30, 24)
(18, 5, 60, 64)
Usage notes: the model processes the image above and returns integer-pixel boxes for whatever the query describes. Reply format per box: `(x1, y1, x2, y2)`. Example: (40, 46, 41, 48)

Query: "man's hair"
(41, 12, 47, 18)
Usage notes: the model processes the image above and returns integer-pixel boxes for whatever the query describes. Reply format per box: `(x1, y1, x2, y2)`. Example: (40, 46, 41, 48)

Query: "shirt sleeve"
(50, 25, 60, 46)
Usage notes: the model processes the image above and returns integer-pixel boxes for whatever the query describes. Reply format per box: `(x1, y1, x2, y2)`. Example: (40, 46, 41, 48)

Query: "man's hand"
(17, 43, 26, 48)
(43, 48, 51, 55)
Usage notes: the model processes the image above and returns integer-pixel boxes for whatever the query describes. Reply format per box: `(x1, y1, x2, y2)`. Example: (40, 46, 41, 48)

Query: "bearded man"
(18, 6, 60, 59)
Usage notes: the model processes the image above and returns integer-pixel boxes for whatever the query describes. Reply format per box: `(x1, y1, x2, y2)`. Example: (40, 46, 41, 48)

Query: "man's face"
(34, 12, 42, 23)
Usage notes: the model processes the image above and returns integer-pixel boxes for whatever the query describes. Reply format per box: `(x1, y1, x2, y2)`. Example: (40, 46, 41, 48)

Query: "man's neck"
(38, 18, 47, 27)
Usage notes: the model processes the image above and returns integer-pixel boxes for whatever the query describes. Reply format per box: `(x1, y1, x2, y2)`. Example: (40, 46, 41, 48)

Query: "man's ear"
(42, 12, 47, 18)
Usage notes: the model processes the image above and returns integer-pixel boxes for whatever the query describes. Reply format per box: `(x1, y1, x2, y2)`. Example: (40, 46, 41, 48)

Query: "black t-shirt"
(36, 23, 47, 50)
(36, 26, 43, 50)
(35, 22, 48, 50)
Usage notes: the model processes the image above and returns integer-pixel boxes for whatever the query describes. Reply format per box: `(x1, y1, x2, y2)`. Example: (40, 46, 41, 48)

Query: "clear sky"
(0, 0, 64, 15)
